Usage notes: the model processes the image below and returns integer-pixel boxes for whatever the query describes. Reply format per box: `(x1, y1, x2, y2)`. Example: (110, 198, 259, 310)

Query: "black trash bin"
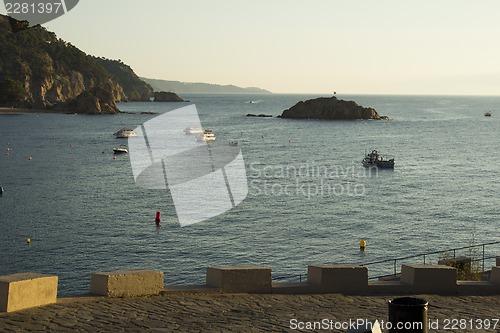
(388, 297, 428, 333)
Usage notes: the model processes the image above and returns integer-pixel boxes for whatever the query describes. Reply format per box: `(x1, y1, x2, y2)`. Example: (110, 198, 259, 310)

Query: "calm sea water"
(1, 94, 500, 296)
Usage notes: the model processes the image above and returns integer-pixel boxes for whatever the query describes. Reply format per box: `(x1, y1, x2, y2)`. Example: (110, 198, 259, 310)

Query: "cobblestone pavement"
(1, 294, 500, 332)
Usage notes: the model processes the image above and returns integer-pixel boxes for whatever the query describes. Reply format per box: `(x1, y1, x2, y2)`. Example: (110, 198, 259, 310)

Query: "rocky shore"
(0, 107, 51, 114)
(1, 293, 499, 332)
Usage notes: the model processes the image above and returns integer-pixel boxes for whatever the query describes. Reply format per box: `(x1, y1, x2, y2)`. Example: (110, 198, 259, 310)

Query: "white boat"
(183, 127, 204, 134)
(114, 128, 138, 138)
(197, 129, 216, 142)
(113, 145, 128, 154)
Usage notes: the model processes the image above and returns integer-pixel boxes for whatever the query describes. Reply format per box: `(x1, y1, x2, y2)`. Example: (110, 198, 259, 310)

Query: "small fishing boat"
(485, 111, 492, 117)
(362, 150, 395, 169)
(113, 145, 128, 154)
(197, 129, 216, 142)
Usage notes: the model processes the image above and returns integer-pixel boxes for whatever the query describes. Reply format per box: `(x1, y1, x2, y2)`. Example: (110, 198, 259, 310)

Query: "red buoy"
(155, 211, 161, 226)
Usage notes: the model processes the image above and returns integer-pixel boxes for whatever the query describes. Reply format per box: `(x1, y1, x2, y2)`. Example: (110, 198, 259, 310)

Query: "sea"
(1, 94, 500, 296)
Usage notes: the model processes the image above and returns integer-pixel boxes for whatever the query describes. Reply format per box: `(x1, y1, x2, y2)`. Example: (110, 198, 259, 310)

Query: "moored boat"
(113, 145, 128, 154)
(114, 128, 138, 138)
(362, 150, 395, 169)
(197, 129, 216, 142)
(183, 127, 204, 134)
(485, 111, 492, 117)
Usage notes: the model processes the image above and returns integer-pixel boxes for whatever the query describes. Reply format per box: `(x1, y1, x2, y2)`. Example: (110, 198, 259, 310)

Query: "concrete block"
(206, 266, 272, 293)
(0, 272, 58, 312)
(307, 264, 368, 294)
(90, 270, 164, 297)
(490, 266, 500, 284)
(401, 264, 457, 293)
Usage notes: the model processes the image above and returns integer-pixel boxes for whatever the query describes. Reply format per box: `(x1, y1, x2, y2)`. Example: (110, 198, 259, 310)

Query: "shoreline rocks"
(280, 96, 388, 120)
(51, 87, 119, 114)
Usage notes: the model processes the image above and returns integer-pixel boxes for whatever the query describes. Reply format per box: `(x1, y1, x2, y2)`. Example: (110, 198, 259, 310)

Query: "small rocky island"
(279, 96, 388, 120)
(153, 91, 184, 102)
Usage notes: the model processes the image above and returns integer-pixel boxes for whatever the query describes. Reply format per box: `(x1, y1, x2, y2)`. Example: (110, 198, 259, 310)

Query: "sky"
(2, 0, 500, 94)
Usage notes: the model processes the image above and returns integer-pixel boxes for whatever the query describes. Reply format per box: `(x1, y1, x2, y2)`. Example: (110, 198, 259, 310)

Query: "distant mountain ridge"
(141, 77, 271, 94)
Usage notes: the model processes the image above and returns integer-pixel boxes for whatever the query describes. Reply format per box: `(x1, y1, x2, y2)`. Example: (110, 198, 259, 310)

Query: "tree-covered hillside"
(0, 14, 153, 111)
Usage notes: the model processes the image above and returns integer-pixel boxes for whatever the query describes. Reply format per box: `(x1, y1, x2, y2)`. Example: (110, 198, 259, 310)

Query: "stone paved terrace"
(1, 293, 500, 332)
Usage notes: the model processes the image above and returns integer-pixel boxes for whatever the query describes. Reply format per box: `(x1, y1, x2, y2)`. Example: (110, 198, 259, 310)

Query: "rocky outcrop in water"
(153, 91, 184, 102)
(280, 96, 388, 120)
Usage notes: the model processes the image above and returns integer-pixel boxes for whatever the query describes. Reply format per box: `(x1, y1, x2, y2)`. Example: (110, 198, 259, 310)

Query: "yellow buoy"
(27, 238, 31, 244)
(359, 239, 366, 251)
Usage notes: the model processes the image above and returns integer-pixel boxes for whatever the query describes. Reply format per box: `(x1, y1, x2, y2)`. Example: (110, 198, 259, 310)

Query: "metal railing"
(360, 240, 500, 280)
(271, 241, 499, 282)
(272, 273, 306, 282)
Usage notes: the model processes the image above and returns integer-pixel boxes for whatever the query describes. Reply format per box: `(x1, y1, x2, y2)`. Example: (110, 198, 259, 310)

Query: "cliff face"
(280, 96, 387, 120)
(95, 58, 153, 101)
(0, 14, 153, 113)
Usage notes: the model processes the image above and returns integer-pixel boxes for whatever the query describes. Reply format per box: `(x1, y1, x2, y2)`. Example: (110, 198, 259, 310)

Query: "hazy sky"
(3, 0, 500, 94)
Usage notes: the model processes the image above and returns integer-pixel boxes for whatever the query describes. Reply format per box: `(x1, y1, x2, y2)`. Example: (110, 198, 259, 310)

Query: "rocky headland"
(0, 14, 153, 114)
(280, 96, 388, 120)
